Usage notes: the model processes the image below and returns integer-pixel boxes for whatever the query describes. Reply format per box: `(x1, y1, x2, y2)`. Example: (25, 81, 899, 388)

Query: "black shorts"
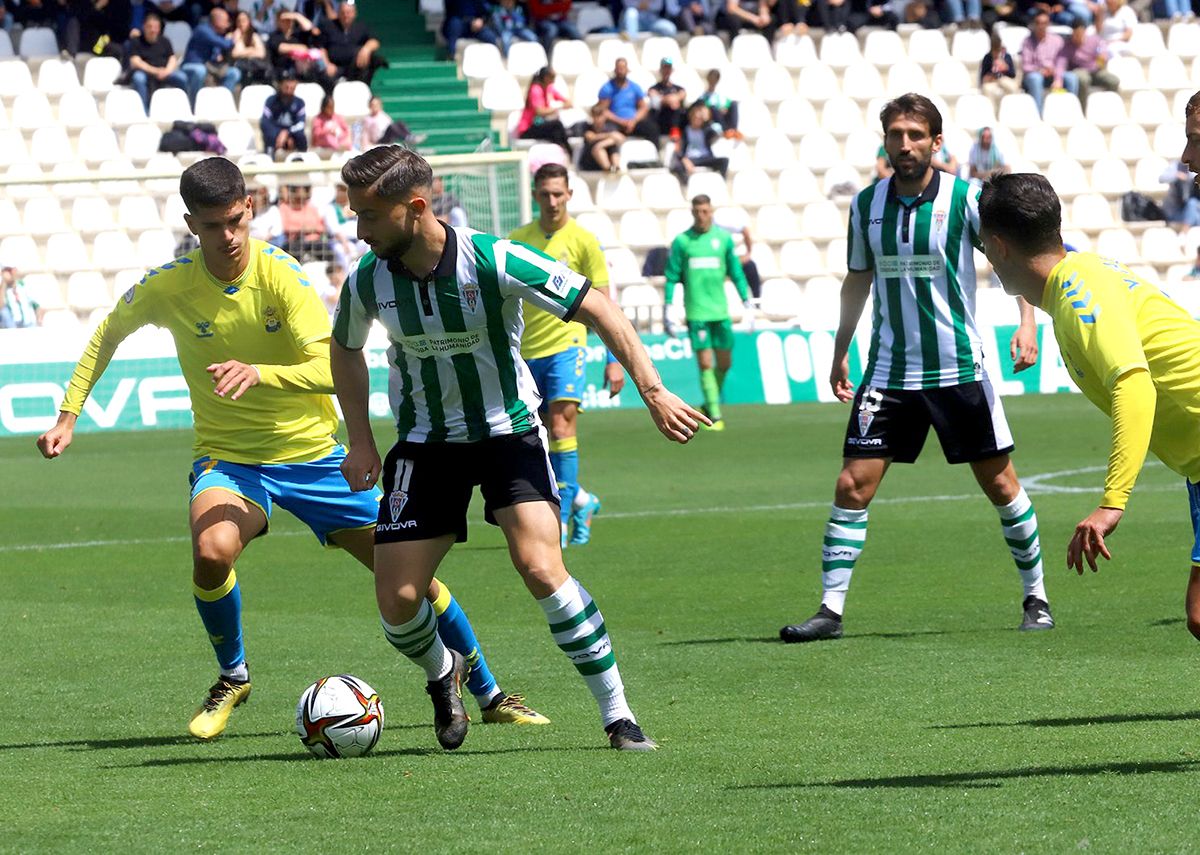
(376, 429, 559, 544)
(842, 380, 1014, 465)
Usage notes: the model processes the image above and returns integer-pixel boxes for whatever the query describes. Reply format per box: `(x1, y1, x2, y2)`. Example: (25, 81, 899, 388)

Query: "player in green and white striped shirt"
(331, 146, 707, 752)
(780, 94, 1055, 643)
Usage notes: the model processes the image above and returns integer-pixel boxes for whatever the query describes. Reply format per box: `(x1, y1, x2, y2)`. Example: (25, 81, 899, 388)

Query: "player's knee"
(193, 529, 239, 576)
(834, 469, 874, 508)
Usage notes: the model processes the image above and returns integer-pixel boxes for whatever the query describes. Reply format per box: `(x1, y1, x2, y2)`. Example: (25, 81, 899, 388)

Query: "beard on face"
(892, 151, 930, 182)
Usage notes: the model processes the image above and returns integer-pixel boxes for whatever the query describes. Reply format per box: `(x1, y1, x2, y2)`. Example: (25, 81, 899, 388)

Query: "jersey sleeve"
(1066, 281, 1149, 389)
(847, 190, 874, 272)
(331, 254, 380, 350)
(60, 275, 157, 415)
(494, 237, 591, 322)
(580, 230, 610, 289)
(271, 252, 332, 348)
(965, 183, 983, 251)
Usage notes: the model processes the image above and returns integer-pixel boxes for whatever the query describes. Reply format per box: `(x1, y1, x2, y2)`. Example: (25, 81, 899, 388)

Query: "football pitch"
(3, 394, 1199, 852)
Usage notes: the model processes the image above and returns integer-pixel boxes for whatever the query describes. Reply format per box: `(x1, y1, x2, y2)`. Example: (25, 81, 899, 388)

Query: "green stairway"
(359, 1, 501, 155)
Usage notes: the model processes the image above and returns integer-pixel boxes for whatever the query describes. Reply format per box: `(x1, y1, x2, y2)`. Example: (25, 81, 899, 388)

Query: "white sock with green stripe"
(821, 505, 869, 616)
(381, 600, 453, 680)
(995, 488, 1046, 601)
(539, 577, 632, 727)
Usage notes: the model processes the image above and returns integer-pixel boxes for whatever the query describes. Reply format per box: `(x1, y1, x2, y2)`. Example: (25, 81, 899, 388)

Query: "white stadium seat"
(506, 41, 549, 78)
(1085, 90, 1127, 128)
(800, 200, 846, 241)
(885, 61, 928, 97)
(91, 229, 137, 271)
(954, 93, 996, 131)
(776, 97, 818, 139)
(462, 42, 503, 80)
(23, 273, 64, 310)
(1147, 54, 1190, 95)
(756, 203, 799, 242)
(1129, 89, 1171, 126)
(779, 239, 826, 278)
(819, 31, 862, 68)
(640, 172, 687, 212)
(821, 97, 864, 137)
(997, 93, 1040, 131)
(22, 197, 67, 236)
(777, 166, 822, 205)
(731, 33, 772, 70)
(1097, 228, 1139, 260)
(480, 74, 524, 112)
(844, 129, 882, 170)
(799, 276, 843, 331)
(796, 63, 839, 103)
(36, 58, 81, 97)
(12, 91, 54, 131)
(641, 36, 683, 71)
(1110, 123, 1150, 162)
(0, 201, 20, 236)
(595, 175, 641, 212)
(618, 209, 665, 249)
(951, 28, 989, 62)
(797, 130, 841, 172)
(759, 277, 804, 322)
(1022, 125, 1065, 167)
(1154, 122, 1185, 159)
(0, 30, 12, 59)
(294, 83, 324, 121)
(149, 87, 194, 125)
(238, 84, 274, 121)
(77, 124, 122, 166)
(685, 171, 730, 207)
(0, 128, 29, 168)
(29, 126, 74, 167)
(1045, 159, 1090, 198)
(1071, 194, 1115, 230)
(908, 29, 951, 65)
(575, 5, 614, 33)
(164, 21, 192, 55)
(58, 89, 101, 130)
(930, 60, 972, 98)
(774, 33, 818, 69)
(754, 130, 797, 171)
(1107, 56, 1146, 90)
(104, 88, 148, 127)
(1042, 91, 1084, 130)
(1127, 22, 1165, 58)
(752, 64, 794, 103)
(71, 196, 117, 234)
(550, 40, 594, 78)
(137, 229, 179, 267)
(332, 80, 372, 120)
(1141, 226, 1186, 265)
(0, 59, 34, 100)
(18, 27, 59, 58)
(47, 232, 90, 273)
(841, 63, 883, 104)
(0, 234, 42, 270)
(66, 272, 112, 312)
(83, 56, 123, 94)
(596, 39, 639, 73)
(217, 121, 256, 158)
(735, 98, 773, 140)
(1133, 155, 1170, 194)
(605, 246, 644, 285)
(750, 241, 778, 277)
(193, 87, 239, 123)
(732, 168, 777, 208)
(1065, 123, 1108, 164)
(863, 30, 906, 67)
(1167, 21, 1200, 58)
(123, 123, 163, 163)
(684, 35, 727, 71)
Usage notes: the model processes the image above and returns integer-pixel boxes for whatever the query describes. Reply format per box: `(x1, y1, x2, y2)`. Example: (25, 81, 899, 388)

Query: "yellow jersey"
(1045, 252, 1200, 498)
(510, 217, 608, 359)
(62, 239, 339, 465)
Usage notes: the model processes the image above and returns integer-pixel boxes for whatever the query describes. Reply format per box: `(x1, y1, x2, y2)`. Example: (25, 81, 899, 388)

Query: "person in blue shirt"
(597, 58, 659, 142)
(261, 73, 308, 157)
(442, 0, 500, 57)
(0, 264, 40, 329)
(180, 6, 243, 107)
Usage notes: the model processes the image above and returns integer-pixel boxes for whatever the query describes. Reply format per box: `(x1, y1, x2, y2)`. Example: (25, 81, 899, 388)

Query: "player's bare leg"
(969, 455, 1052, 630)
(695, 347, 725, 430)
(328, 526, 549, 724)
(187, 489, 265, 739)
(1185, 567, 1200, 640)
(493, 501, 655, 750)
(781, 457, 890, 643)
(374, 535, 470, 749)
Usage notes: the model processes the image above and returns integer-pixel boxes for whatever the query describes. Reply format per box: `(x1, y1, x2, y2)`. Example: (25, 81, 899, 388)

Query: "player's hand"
(641, 383, 710, 443)
(207, 360, 261, 400)
(604, 362, 626, 395)
(830, 353, 854, 402)
(1067, 506, 1123, 574)
(341, 443, 382, 492)
(1010, 325, 1039, 373)
(37, 412, 77, 459)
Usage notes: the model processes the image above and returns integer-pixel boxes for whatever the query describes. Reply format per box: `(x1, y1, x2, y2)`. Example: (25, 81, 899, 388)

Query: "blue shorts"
(526, 346, 586, 407)
(189, 446, 381, 546)
(1188, 479, 1200, 564)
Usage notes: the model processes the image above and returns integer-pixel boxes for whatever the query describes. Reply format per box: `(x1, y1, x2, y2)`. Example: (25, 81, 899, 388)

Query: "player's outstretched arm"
(830, 269, 873, 402)
(573, 287, 710, 443)
(330, 338, 382, 490)
(1010, 297, 1040, 373)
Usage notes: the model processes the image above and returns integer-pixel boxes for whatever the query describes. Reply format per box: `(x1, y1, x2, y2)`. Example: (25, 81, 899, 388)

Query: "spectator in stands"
(968, 127, 1007, 182)
(360, 95, 423, 147)
(516, 66, 572, 154)
(430, 176, 469, 227)
(322, 182, 364, 268)
(979, 30, 1019, 108)
(268, 10, 335, 87)
(66, 0, 132, 58)
(696, 69, 740, 139)
(717, 0, 773, 35)
(156, 0, 202, 25)
(813, 0, 851, 32)
(675, 0, 718, 34)
(671, 102, 729, 184)
(127, 12, 188, 111)
(322, 0, 386, 84)
(1156, 0, 1191, 21)
(312, 94, 352, 150)
(489, 0, 538, 56)
(442, 0, 499, 57)
(1033, 0, 1092, 25)
(649, 58, 686, 141)
(902, 0, 942, 26)
(0, 264, 40, 329)
(1020, 11, 1079, 115)
(581, 103, 625, 172)
(772, 0, 810, 36)
(1097, 0, 1136, 55)
(1062, 20, 1119, 104)
(933, 142, 960, 176)
(621, 0, 679, 35)
(261, 72, 308, 157)
(181, 7, 242, 107)
(874, 144, 893, 181)
(714, 208, 762, 300)
(1162, 162, 1200, 228)
(527, 0, 582, 50)
(322, 261, 346, 314)
(0, 1, 9, 34)
(598, 58, 659, 142)
(231, 9, 272, 85)
(848, 0, 899, 30)
(942, 0, 983, 26)
(276, 183, 328, 260)
(248, 183, 283, 242)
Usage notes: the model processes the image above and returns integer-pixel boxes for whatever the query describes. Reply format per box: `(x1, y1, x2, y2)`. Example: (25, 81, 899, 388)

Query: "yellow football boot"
(188, 677, 252, 740)
(481, 693, 551, 725)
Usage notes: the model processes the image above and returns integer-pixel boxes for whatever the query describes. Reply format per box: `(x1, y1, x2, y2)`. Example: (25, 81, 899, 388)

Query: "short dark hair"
(341, 145, 433, 200)
(533, 163, 569, 186)
(691, 194, 712, 206)
(880, 93, 942, 137)
(1187, 90, 1200, 119)
(143, 11, 162, 26)
(978, 172, 1063, 255)
(179, 156, 246, 212)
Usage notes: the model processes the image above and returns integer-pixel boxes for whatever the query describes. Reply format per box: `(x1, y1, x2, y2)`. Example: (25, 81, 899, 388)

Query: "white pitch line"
(1, 465, 1182, 553)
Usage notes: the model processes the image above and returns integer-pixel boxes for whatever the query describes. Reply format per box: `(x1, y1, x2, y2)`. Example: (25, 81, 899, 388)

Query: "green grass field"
(3, 395, 1199, 853)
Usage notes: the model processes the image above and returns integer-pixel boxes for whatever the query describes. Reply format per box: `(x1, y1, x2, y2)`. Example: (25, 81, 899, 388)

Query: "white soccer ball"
(295, 674, 384, 759)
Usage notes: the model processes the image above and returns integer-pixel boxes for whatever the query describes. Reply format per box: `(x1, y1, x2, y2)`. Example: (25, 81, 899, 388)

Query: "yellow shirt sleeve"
(1102, 367, 1155, 509)
(60, 285, 154, 415)
(252, 258, 336, 394)
(581, 230, 609, 289)
(255, 338, 334, 394)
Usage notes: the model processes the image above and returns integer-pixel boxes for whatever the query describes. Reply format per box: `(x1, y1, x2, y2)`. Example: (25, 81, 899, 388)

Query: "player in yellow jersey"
(511, 164, 624, 547)
(35, 157, 546, 740)
(978, 169, 1200, 641)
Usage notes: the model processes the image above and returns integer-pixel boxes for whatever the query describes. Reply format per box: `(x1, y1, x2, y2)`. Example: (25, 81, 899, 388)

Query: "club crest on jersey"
(858, 387, 883, 436)
(194, 320, 214, 338)
(264, 305, 281, 332)
(461, 281, 480, 312)
(934, 210, 947, 231)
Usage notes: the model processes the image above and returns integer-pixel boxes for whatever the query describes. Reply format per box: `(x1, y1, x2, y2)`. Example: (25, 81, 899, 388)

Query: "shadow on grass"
(663, 628, 971, 646)
(114, 744, 608, 768)
(0, 725, 429, 752)
(732, 759, 1200, 791)
(932, 710, 1200, 730)
(1149, 617, 1185, 627)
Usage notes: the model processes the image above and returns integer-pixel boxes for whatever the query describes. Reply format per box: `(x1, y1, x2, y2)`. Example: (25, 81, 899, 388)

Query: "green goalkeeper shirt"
(663, 225, 749, 323)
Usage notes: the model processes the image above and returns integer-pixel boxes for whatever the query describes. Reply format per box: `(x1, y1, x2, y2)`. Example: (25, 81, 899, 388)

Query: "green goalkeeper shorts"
(687, 319, 734, 353)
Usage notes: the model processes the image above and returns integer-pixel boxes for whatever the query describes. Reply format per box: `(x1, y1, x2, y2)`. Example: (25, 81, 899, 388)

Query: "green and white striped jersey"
(333, 223, 591, 442)
(847, 171, 986, 390)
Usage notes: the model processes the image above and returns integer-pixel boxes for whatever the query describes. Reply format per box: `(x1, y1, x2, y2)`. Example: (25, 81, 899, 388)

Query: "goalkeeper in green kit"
(663, 194, 752, 432)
